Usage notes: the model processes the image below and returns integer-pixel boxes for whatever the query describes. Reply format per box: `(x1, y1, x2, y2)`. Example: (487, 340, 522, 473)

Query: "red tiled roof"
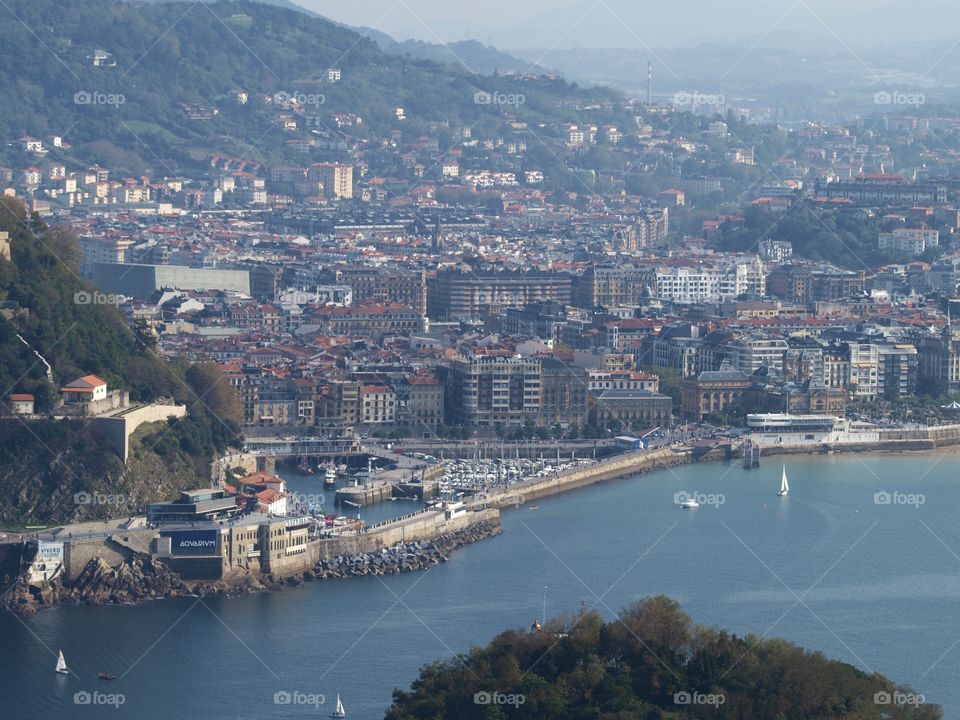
(60, 374, 107, 393)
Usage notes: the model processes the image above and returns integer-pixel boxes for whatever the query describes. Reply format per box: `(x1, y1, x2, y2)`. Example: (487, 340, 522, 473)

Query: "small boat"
(323, 465, 337, 489)
(97, 672, 116, 681)
(778, 465, 790, 496)
(529, 505, 539, 511)
(55, 650, 68, 674)
(680, 497, 700, 509)
(330, 693, 346, 718)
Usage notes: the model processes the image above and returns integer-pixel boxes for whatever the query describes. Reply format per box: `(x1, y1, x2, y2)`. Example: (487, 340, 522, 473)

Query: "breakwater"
(309, 520, 501, 580)
(476, 447, 690, 508)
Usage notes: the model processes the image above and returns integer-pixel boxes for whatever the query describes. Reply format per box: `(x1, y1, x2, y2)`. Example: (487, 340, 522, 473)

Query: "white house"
(8, 393, 34, 414)
(60, 374, 108, 403)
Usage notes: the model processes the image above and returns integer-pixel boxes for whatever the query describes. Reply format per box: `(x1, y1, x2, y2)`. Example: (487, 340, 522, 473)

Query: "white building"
(61, 374, 108, 402)
(655, 257, 765, 303)
(878, 228, 939, 255)
(360, 385, 396, 424)
(27, 541, 64, 583)
(848, 344, 880, 399)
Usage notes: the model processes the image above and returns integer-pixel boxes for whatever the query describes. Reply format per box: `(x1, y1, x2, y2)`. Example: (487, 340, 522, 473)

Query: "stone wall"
(212, 452, 268, 486)
(94, 403, 187, 462)
(311, 508, 500, 569)
(63, 537, 132, 582)
(480, 448, 687, 508)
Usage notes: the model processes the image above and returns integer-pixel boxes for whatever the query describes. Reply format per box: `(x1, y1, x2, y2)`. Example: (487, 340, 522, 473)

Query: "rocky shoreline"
(1, 520, 502, 617)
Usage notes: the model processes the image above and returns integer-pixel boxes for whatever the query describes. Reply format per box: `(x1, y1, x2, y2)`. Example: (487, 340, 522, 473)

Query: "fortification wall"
(94, 403, 187, 461)
(63, 538, 132, 582)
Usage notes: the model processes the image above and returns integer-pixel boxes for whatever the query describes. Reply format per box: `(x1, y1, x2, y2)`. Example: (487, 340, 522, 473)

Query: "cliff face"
(0, 418, 209, 526)
(0, 199, 241, 528)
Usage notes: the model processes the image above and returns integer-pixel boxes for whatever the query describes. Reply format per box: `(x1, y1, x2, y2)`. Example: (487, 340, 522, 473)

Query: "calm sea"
(3, 454, 959, 719)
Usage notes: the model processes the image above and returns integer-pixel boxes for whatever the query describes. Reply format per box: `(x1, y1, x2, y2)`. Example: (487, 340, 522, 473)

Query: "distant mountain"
(0, 0, 609, 174)
(125, 0, 323, 17)
(371, 37, 545, 76)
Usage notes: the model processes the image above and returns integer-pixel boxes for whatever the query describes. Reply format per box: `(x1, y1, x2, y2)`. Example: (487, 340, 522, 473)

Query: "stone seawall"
(1, 509, 500, 616)
(309, 520, 501, 581)
(480, 448, 689, 508)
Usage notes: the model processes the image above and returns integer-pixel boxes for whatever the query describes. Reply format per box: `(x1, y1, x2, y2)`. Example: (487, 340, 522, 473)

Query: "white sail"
(55, 650, 67, 673)
(331, 693, 346, 718)
(779, 465, 789, 495)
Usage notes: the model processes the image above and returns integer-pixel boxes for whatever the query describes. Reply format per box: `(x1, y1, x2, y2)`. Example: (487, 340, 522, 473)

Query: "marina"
(3, 454, 959, 718)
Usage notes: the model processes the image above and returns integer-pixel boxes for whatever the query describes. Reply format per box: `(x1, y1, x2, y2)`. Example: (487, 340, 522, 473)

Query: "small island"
(386, 596, 939, 720)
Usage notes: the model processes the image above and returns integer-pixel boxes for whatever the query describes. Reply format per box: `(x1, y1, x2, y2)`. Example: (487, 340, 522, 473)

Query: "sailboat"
(778, 465, 789, 497)
(330, 693, 346, 718)
(55, 650, 68, 674)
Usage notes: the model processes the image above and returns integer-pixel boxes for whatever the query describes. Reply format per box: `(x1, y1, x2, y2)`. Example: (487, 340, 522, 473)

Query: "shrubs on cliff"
(0, 198, 241, 525)
(385, 596, 940, 720)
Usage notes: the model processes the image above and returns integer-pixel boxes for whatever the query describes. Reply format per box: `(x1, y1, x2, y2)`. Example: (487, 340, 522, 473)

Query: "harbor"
(4, 452, 959, 719)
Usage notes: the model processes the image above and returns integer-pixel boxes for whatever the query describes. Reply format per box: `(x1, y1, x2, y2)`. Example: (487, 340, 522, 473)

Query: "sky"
(296, 0, 952, 50)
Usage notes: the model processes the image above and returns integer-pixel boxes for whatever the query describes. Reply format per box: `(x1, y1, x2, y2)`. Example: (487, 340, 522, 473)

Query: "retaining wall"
(63, 537, 132, 582)
(94, 403, 187, 462)
(480, 448, 688, 508)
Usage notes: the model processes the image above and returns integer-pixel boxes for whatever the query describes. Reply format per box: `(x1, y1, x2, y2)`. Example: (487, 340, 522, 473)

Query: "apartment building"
(306, 302, 427, 338)
(447, 348, 541, 427)
(428, 269, 572, 320)
(878, 228, 939, 255)
(308, 162, 353, 199)
(539, 358, 588, 428)
(360, 385, 396, 425)
(654, 257, 765, 303)
(577, 265, 656, 308)
(334, 266, 428, 316)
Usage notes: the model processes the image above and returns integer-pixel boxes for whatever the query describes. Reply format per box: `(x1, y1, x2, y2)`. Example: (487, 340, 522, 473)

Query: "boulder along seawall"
(1, 518, 502, 617)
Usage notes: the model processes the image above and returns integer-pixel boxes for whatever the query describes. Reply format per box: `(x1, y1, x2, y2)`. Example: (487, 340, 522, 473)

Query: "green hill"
(386, 596, 941, 720)
(0, 197, 241, 527)
(0, 0, 615, 174)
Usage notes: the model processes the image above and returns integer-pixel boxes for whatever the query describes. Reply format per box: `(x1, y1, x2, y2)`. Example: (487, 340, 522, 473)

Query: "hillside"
(386, 596, 941, 720)
(0, 198, 241, 526)
(0, 0, 615, 174)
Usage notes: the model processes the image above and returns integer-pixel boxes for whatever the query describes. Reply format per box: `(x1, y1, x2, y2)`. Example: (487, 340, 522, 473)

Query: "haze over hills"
(0, 0, 610, 174)
(297, 0, 960, 50)
(291, 0, 960, 109)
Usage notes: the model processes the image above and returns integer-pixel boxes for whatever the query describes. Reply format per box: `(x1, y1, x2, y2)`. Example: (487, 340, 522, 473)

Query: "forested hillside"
(0, 198, 240, 525)
(386, 596, 940, 720)
(0, 0, 616, 173)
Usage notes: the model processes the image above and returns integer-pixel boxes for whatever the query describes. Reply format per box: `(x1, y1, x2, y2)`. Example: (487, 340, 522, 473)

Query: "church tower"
(431, 216, 444, 254)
